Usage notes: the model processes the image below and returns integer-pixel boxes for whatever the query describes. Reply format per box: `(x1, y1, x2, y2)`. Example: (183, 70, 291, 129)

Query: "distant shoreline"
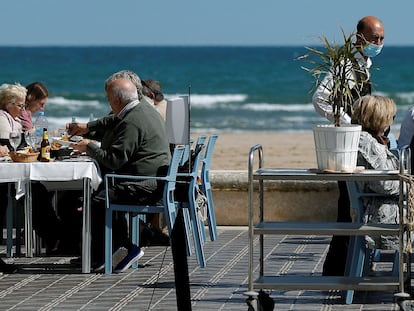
(1, 45, 414, 48)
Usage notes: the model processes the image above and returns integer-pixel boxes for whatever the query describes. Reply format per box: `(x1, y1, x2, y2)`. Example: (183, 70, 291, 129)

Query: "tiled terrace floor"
(0, 226, 410, 310)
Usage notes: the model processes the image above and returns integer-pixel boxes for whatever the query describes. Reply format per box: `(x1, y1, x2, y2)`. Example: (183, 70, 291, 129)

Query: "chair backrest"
(178, 136, 207, 176)
(163, 145, 185, 233)
(201, 135, 218, 185)
(189, 135, 207, 176)
(346, 181, 391, 222)
(166, 145, 186, 182)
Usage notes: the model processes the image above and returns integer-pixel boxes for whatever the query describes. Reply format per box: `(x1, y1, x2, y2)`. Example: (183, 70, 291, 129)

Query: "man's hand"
(70, 139, 90, 153)
(66, 122, 89, 136)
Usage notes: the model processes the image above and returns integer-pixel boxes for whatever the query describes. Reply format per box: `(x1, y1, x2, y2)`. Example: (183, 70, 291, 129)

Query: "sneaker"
(114, 246, 144, 273)
(93, 247, 129, 273)
(112, 247, 128, 269)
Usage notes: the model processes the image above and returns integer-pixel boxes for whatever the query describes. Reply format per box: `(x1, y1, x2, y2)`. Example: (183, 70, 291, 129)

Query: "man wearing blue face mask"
(313, 15, 384, 123)
(312, 16, 386, 277)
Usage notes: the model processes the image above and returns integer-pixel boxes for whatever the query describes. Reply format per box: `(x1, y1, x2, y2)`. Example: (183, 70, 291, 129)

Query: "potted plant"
(300, 30, 368, 172)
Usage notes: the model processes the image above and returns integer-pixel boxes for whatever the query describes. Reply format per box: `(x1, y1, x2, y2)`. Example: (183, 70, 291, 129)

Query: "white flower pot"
(313, 124, 361, 172)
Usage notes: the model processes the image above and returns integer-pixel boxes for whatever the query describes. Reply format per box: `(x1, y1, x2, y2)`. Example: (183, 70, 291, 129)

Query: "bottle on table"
(34, 111, 48, 149)
(40, 128, 51, 162)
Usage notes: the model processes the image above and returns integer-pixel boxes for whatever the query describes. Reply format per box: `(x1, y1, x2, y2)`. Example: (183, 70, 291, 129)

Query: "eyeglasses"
(13, 103, 25, 110)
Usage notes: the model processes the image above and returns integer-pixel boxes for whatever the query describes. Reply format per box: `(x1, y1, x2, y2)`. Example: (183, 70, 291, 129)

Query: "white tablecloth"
(0, 158, 102, 273)
(0, 158, 102, 198)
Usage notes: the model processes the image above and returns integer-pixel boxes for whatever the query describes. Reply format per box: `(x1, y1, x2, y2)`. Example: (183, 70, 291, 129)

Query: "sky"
(1, 0, 413, 46)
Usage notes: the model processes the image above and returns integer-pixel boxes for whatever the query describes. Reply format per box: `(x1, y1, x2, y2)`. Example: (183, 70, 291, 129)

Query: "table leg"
(24, 181, 33, 257)
(6, 183, 13, 257)
(82, 178, 91, 273)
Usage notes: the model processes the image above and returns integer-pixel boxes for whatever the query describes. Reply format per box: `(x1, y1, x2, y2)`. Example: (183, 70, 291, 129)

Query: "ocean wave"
(395, 92, 414, 104)
(48, 96, 102, 108)
(242, 103, 315, 112)
(168, 94, 247, 107)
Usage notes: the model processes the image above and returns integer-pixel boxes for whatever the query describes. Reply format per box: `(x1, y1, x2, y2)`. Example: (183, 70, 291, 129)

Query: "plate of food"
(52, 138, 71, 148)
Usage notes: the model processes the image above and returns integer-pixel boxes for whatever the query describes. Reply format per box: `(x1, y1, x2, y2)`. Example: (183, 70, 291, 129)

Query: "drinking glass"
(9, 131, 21, 151)
(24, 130, 37, 150)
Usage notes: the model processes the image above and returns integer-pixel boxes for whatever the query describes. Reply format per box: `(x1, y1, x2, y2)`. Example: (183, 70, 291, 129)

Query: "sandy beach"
(201, 131, 317, 170)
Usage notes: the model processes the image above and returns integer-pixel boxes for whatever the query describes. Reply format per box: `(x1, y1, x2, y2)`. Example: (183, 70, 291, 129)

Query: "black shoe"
(140, 223, 170, 247)
(69, 257, 81, 267)
(0, 259, 18, 274)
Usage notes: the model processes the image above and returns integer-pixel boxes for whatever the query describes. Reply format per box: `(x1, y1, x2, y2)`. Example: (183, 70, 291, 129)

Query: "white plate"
(53, 138, 72, 147)
(69, 135, 83, 142)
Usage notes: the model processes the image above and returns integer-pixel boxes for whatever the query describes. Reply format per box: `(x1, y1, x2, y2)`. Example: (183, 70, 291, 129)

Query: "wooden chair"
(103, 146, 185, 274)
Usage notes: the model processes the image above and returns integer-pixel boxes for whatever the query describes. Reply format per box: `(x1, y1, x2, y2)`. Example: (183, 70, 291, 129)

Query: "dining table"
(0, 155, 102, 273)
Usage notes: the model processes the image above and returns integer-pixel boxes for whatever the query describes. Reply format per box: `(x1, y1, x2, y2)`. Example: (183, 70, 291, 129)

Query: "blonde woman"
(351, 95, 399, 249)
(0, 83, 64, 255)
(0, 83, 26, 148)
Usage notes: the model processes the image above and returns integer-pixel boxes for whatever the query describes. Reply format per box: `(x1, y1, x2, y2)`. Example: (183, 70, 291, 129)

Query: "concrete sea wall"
(210, 170, 339, 225)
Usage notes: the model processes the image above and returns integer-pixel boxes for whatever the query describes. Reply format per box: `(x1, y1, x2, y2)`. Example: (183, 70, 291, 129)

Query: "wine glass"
(24, 130, 37, 150)
(9, 131, 21, 152)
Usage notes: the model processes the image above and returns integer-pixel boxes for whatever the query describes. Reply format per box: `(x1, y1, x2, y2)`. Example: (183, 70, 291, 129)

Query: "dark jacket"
(86, 101, 170, 177)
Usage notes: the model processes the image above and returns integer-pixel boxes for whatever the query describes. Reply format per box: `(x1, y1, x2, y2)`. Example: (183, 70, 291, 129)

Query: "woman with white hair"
(0, 83, 65, 263)
(351, 94, 399, 249)
(0, 83, 26, 149)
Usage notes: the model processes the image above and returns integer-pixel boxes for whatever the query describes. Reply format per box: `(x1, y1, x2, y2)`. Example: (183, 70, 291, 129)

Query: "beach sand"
(201, 132, 317, 170)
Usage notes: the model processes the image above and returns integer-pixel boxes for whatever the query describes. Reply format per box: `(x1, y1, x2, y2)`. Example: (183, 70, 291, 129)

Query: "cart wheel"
(244, 291, 258, 311)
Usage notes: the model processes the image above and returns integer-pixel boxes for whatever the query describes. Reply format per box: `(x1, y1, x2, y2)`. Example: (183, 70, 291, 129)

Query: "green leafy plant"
(300, 30, 368, 127)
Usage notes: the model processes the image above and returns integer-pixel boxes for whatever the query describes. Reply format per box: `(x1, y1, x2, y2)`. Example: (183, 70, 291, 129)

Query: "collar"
(117, 99, 139, 119)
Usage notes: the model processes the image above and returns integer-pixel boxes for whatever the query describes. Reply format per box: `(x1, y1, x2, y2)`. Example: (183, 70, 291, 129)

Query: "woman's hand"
(0, 145, 9, 156)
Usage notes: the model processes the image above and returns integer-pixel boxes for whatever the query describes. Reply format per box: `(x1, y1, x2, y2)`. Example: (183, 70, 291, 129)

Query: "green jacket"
(86, 101, 170, 177)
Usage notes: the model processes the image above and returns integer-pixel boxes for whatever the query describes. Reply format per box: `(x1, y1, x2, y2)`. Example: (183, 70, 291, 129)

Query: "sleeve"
(358, 136, 400, 195)
(312, 73, 352, 125)
(0, 115, 12, 140)
(87, 119, 138, 171)
(397, 107, 414, 149)
(84, 113, 117, 140)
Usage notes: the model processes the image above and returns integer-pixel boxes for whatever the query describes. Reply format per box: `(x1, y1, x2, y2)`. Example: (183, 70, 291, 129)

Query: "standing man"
(312, 16, 385, 276)
(68, 74, 171, 272)
(313, 15, 384, 123)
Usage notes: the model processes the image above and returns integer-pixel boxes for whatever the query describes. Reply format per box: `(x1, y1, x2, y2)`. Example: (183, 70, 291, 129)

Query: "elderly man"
(313, 15, 384, 123)
(312, 16, 385, 276)
(68, 73, 170, 272)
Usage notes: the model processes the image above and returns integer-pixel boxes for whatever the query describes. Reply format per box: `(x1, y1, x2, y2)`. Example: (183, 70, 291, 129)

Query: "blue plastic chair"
(104, 146, 185, 274)
(344, 179, 402, 303)
(200, 135, 218, 242)
(176, 135, 207, 268)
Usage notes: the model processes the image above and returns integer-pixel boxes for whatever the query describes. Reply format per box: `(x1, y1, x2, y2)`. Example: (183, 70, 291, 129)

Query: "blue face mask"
(363, 41, 383, 58)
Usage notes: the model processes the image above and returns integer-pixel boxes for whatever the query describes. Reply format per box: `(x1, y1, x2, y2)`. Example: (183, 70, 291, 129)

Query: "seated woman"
(0, 83, 64, 256)
(351, 95, 399, 250)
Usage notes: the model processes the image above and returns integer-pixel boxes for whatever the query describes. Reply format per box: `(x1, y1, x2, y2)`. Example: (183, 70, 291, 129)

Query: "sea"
(0, 46, 413, 134)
